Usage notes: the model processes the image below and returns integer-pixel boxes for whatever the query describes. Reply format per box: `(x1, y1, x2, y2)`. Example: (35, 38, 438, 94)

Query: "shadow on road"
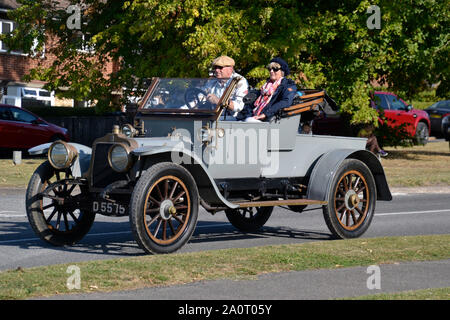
(192, 223, 332, 244)
(0, 219, 333, 257)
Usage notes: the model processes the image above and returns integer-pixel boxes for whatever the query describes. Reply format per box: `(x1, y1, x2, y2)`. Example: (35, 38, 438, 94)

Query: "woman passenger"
(238, 57, 297, 122)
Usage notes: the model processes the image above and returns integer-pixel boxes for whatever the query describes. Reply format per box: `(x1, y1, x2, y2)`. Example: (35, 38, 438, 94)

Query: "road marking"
(0, 214, 27, 218)
(0, 210, 25, 218)
(376, 209, 450, 216)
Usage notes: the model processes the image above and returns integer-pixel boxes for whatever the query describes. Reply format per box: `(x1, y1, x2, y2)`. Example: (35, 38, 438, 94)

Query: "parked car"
(0, 104, 70, 150)
(313, 91, 431, 144)
(442, 114, 450, 141)
(371, 91, 430, 144)
(25, 78, 392, 254)
(424, 100, 450, 137)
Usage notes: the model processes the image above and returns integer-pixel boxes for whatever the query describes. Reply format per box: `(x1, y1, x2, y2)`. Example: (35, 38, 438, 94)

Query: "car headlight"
(48, 141, 78, 170)
(121, 124, 136, 137)
(108, 144, 133, 172)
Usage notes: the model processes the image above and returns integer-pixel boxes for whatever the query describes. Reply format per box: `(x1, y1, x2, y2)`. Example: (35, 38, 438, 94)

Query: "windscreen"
(142, 78, 232, 112)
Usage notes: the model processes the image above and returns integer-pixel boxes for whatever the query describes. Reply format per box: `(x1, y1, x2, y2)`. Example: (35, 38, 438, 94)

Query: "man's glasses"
(213, 65, 230, 70)
(267, 67, 281, 72)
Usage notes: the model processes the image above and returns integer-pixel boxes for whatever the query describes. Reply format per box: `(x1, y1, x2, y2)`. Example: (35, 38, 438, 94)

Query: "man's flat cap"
(212, 55, 235, 67)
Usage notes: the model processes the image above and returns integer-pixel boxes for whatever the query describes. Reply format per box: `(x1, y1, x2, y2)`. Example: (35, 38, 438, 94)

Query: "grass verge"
(383, 141, 450, 187)
(345, 287, 450, 300)
(0, 158, 42, 188)
(0, 234, 449, 300)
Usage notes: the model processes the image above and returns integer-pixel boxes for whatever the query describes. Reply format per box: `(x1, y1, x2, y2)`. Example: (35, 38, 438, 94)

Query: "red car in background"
(371, 91, 430, 144)
(0, 104, 70, 150)
(313, 91, 430, 144)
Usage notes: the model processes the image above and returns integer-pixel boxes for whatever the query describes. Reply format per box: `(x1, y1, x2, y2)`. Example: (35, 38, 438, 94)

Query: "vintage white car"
(26, 77, 392, 254)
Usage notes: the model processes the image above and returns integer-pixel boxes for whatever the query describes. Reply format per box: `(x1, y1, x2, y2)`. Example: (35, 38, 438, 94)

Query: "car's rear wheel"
(414, 122, 429, 145)
(288, 205, 307, 213)
(225, 206, 273, 232)
(26, 161, 95, 245)
(322, 159, 376, 239)
(129, 163, 199, 254)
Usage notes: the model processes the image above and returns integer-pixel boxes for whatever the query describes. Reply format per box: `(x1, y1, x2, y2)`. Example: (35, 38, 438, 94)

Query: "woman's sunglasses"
(267, 67, 281, 72)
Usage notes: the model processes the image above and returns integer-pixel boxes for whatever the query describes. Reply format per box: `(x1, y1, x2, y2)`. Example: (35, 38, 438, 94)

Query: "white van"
(1, 86, 55, 107)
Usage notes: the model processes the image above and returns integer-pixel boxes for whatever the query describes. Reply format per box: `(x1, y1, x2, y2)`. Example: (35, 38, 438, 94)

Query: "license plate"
(93, 201, 127, 215)
(430, 114, 442, 118)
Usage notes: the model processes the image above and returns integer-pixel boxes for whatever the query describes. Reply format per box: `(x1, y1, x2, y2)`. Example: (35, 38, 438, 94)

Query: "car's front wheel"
(26, 161, 95, 245)
(415, 122, 429, 145)
(129, 163, 199, 254)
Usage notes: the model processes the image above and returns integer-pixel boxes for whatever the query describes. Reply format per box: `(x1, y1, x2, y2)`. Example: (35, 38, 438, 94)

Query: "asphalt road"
(43, 259, 450, 300)
(0, 187, 449, 272)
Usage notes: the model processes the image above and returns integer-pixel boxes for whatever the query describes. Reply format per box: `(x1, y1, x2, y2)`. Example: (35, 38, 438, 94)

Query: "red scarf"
(253, 78, 283, 116)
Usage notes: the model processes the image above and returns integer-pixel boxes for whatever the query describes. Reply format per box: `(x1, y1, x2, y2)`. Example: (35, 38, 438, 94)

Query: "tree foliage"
(3, 0, 449, 120)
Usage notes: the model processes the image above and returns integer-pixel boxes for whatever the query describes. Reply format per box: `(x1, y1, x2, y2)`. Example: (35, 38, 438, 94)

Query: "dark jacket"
(237, 78, 297, 120)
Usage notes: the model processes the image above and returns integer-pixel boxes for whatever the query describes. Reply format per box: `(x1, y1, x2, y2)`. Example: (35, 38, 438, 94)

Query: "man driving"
(205, 55, 249, 119)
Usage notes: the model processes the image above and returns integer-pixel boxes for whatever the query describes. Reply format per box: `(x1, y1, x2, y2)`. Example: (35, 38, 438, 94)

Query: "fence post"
(13, 151, 22, 165)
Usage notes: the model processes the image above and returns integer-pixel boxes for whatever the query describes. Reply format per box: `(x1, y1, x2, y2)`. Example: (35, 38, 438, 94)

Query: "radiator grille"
(91, 143, 128, 189)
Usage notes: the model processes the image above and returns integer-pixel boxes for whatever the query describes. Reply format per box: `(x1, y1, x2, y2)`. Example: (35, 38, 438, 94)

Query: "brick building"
(0, 0, 118, 108)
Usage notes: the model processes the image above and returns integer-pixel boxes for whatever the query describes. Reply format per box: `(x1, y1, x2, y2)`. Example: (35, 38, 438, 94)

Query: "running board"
(233, 199, 327, 208)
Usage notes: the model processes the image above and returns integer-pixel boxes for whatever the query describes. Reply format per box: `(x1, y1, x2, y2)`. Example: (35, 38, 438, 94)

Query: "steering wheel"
(184, 88, 210, 109)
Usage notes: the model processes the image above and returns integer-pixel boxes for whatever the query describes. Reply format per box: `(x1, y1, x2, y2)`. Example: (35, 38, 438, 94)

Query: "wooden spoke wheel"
(26, 161, 95, 246)
(334, 170, 369, 230)
(130, 163, 199, 254)
(144, 175, 191, 245)
(323, 159, 376, 239)
(225, 206, 273, 232)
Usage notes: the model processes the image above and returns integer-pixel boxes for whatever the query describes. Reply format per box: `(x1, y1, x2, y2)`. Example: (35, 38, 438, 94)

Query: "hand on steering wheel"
(184, 88, 209, 109)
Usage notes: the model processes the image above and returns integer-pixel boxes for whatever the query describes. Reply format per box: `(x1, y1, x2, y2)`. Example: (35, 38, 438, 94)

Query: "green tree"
(3, 0, 449, 119)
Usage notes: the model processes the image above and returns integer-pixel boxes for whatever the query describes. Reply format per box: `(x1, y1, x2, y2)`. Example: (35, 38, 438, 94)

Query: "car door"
(383, 93, 416, 136)
(0, 107, 17, 148)
(373, 93, 390, 122)
(204, 120, 265, 179)
(9, 107, 51, 148)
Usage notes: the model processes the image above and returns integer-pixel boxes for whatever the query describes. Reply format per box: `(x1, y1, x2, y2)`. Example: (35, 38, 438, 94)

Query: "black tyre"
(414, 122, 429, 145)
(129, 162, 199, 254)
(287, 205, 307, 213)
(26, 161, 95, 246)
(225, 206, 273, 232)
(322, 159, 376, 239)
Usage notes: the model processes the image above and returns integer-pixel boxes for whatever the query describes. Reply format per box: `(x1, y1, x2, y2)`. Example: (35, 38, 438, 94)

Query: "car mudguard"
(306, 148, 392, 202)
(28, 142, 92, 178)
(132, 145, 239, 209)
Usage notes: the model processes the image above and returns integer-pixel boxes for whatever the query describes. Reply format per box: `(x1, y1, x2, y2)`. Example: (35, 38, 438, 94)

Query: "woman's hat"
(269, 57, 290, 75)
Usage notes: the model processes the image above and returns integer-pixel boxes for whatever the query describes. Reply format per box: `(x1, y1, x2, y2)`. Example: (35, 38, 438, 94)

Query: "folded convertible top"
(281, 89, 339, 118)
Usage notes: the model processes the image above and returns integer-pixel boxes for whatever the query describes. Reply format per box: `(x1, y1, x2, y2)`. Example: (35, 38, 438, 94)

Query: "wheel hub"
(159, 199, 176, 220)
(344, 190, 360, 210)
